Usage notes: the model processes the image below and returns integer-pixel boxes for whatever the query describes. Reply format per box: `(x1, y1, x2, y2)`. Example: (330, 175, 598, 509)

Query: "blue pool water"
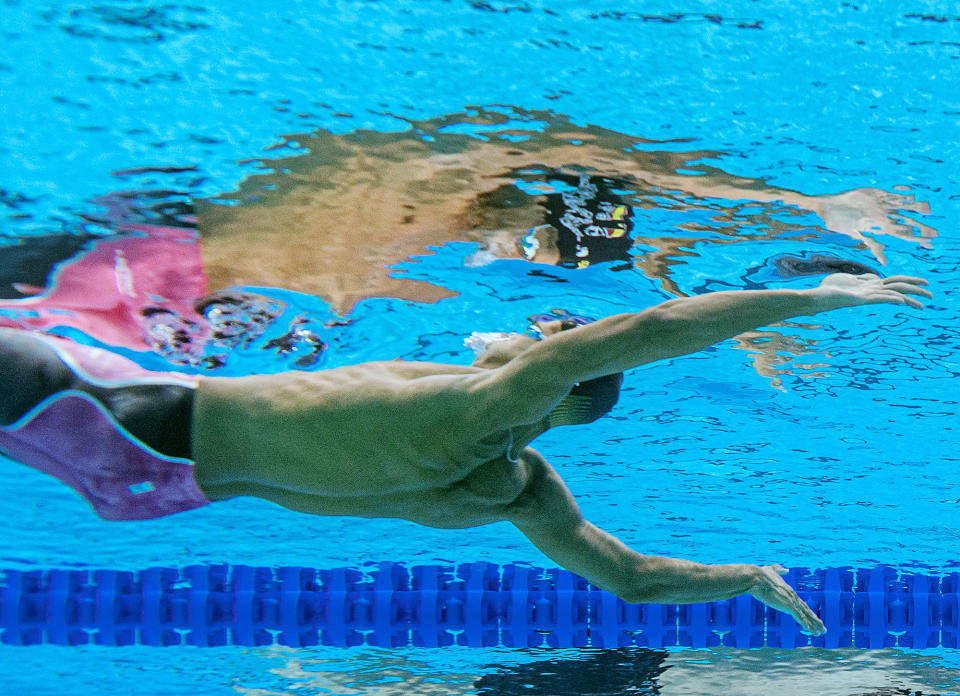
(2, 0, 960, 693)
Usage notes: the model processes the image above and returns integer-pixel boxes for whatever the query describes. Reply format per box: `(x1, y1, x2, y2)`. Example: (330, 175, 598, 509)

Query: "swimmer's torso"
(191, 361, 524, 508)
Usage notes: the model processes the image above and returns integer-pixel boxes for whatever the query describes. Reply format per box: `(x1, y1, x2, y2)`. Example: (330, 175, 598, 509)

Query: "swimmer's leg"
(0, 329, 194, 458)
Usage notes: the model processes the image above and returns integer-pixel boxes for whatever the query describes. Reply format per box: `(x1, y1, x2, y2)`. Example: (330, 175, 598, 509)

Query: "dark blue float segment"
(854, 567, 947, 649)
(1, 564, 958, 648)
(678, 594, 765, 649)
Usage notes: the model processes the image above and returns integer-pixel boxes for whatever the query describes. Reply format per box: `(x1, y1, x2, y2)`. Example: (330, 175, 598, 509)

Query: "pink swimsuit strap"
(0, 392, 209, 521)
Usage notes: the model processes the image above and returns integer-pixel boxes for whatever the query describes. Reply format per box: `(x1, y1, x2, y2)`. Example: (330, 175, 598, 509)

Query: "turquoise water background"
(1, 1, 960, 693)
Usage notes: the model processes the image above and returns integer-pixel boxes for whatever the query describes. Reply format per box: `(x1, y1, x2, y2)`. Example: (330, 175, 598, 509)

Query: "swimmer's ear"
(518, 225, 560, 264)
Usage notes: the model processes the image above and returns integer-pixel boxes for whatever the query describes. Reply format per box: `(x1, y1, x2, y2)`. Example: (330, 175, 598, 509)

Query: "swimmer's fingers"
(884, 193, 932, 216)
(749, 564, 827, 636)
(888, 294, 925, 310)
(881, 274, 929, 287)
(819, 273, 931, 310)
(870, 290, 924, 310)
(875, 277, 932, 310)
(891, 213, 938, 241)
(791, 593, 827, 636)
(883, 281, 932, 299)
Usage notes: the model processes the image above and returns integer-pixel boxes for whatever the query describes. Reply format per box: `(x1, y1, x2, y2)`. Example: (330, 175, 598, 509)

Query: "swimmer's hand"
(813, 273, 932, 311)
(748, 564, 826, 636)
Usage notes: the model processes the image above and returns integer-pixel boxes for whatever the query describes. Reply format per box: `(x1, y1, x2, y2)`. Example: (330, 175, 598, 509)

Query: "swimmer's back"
(191, 360, 510, 499)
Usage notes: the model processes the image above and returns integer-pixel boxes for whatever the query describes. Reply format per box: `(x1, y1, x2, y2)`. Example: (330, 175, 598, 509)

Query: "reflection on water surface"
(196, 106, 935, 387)
(230, 645, 960, 695)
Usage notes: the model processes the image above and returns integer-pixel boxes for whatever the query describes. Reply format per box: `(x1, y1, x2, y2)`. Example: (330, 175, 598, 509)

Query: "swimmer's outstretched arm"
(507, 449, 826, 634)
(485, 274, 930, 421)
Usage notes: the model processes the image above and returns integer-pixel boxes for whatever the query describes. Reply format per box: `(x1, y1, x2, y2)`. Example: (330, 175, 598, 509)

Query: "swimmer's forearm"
(627, 553, 763, 604)
(640, 275, 927, 365)
(644, 287, 827, 358)
(513, 288, 821, 384)
(528, 517, 762, 605)
(507, 451, 824, 632)
(643, 171, 814, 210)
(506, 452, 763, 604)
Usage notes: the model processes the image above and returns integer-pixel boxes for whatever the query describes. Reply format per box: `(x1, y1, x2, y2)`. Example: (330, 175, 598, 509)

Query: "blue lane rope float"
(1, 564, 957, 649)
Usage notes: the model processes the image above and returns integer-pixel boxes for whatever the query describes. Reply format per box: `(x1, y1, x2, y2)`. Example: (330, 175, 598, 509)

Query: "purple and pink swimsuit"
(0, 336, 210, 520)
(0, 224, 214, 520)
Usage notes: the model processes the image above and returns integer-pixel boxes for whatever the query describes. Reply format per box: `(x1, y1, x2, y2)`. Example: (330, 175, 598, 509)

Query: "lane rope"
(2, 564, 956, 648)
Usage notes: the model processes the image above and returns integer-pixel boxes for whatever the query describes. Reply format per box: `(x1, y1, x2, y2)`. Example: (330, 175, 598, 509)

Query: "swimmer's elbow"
(503, 452, 583, 531)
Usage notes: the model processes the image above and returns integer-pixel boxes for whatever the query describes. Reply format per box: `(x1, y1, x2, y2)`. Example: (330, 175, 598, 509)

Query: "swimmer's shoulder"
(196, 359, 487, 404)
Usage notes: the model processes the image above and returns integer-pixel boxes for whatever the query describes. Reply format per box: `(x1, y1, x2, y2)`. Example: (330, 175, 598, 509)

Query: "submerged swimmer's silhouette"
(193, 107, 933, 387)
(0, 271, 933, 637)
(0, 109, 937, 638)
(1, 108, 932, 380)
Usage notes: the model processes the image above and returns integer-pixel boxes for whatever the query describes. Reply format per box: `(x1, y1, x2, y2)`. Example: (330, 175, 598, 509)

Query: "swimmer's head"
(527, 311, 593, 338)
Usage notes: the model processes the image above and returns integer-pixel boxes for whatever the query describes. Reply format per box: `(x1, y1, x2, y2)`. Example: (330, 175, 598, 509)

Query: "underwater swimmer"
(0, 273, 932, 634)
